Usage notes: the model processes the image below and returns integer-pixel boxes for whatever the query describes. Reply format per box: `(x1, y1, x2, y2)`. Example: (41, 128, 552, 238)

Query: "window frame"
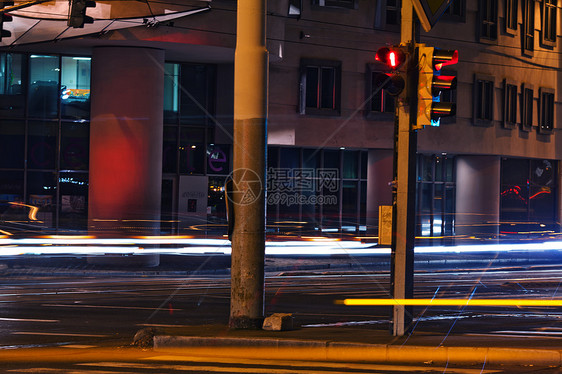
(299, 59, 342, 117)
(522, 0, 535, 55)
(503, 79, 518, 129)
(521, 82, 534, 131)
(539, 87, 555, 134)
(504, 0, 518, 35)
(441, 0, 466, 22)
(473, 74, 495, 126)
(374, 0, 401, 31)
(365, 63, 396, 120)
(540, 0, 557, 48)
(478, 0, 499, 42)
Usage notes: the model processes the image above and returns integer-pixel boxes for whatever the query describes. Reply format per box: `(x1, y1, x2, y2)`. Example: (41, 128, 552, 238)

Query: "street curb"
(153, 335, 562, 367)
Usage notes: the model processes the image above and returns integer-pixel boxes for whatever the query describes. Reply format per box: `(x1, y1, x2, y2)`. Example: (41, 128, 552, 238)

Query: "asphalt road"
(2, 259, 562, 349)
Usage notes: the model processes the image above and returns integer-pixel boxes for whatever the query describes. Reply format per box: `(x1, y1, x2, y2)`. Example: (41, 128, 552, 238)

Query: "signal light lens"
(375, 47, 405, 69)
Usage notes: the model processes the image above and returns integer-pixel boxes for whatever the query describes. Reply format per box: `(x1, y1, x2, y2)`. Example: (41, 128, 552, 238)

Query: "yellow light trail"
(337, 298, 562, 307)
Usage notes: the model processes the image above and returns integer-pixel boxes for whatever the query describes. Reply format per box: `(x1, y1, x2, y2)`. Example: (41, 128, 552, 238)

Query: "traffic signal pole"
(391, 0, 416, 336)
(229, 0, 268, 329)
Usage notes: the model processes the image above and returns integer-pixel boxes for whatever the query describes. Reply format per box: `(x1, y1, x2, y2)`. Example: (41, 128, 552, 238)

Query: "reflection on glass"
(61, 56, 91, 120)
(28, 55, 60, 118)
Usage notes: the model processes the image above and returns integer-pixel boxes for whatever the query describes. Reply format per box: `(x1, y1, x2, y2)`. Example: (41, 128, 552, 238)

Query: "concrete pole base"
(229, 316, 264, 330)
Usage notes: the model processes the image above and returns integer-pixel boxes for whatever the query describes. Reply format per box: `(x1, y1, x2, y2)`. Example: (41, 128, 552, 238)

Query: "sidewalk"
(140, 323, 562, 368)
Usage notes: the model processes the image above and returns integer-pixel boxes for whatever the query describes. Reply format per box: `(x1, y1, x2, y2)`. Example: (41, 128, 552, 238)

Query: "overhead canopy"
(1, 0, 211, 47)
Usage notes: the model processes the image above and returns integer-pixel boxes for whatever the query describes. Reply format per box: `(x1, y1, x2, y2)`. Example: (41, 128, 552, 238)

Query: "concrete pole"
(229, 0, 268, 329)
(391, 0, 416, 337)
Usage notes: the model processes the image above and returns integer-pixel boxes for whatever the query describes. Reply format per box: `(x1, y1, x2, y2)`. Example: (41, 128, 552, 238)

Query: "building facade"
(0, 0, 559, 242)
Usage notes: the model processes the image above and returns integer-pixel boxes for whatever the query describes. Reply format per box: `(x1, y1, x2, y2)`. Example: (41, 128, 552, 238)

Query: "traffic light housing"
(0, 1, 13, 41)
(68, 0, 96, 28)
(374, 45, 408, 97)
(415, 44, 458, 129)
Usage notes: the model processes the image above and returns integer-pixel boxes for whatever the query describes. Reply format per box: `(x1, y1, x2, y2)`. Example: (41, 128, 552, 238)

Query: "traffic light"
(415, 44, 458, 129)
(0, 1, 13, 41)
(68, 0, 96, 28)
(374, 45, 408, 96)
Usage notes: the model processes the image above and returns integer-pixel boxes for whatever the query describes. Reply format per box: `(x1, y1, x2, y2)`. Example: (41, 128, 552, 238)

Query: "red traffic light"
(375, 47, 406, 69)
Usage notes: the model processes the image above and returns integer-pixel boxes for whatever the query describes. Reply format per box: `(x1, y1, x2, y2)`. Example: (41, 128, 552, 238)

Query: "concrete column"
(88, 47, 164, 265)
(455, 155, 501, 242)
(366, 149, 394, 234)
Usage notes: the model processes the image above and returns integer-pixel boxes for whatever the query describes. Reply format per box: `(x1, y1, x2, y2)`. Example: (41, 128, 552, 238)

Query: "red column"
(88, 47, 164, 240)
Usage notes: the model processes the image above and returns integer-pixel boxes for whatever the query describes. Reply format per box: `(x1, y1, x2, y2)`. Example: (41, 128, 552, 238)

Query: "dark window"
(479, 0, 498, 41)
(521, 83, 534, 131)
(523, 0, 535, 54)
(503, 79, 518, 128)
(300, 59, 341, 116)
(312, 0, 356, 9)
(539, 87, 555, 133)
(505, 0, 518, 33)
(541, 0, 557, 46)
(474, 75, 494, 125)
(374, 0, 400, 29)
(442, 0, 466, 21)
(416, 155, 456, 240)
(367, 66, 395, 117)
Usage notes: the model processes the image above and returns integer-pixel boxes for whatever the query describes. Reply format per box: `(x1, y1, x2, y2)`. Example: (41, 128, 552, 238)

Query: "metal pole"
(391, 0, 416, 337)
(229, 0, 268, 329)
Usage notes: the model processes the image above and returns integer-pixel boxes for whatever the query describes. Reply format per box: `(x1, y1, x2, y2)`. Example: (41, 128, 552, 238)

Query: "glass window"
(479, 0, 498, 40)
(164, 63, 180, 124)
(0, 170, 24, 222)
(474, 75, 494, 125)
(27, 171, 57, 226)
(179, 127, 206, 174)
(343, 151, 358, 179)
(542, 0, 557, 46)
(60, 122, 89, 170)
(505, 0, 518, 33)
(442, 0, 465, 21)
(207, 144, 230, 175)
(28, 55, 60, 119)
(374, 0, 400, 29)
(503, 80, 518, 128)
(369, 71, 395, 114)
(180, 64, 215, 126)
(522, 84, 533, 131)
(342, 181, 358, 226)
(0, 53, 24, 95)
(539, 88, 554, 134)
(27, 121, 57, 170)
(0, 120, 24, 168)
(523, 0, 535, 54)
(59, 172, 88, 229)
(300, 59, 341, 116)
(61, 56, 90, 120)
(163, 126, 178, 173)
